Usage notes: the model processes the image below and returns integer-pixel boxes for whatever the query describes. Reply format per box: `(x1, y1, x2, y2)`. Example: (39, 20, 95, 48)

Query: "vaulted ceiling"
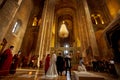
(31, 0, 120, 47)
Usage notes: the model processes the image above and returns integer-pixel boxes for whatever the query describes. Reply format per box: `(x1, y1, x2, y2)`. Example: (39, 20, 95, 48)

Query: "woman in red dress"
(45, 54, 50, 74)
(0, 46, 14, 76)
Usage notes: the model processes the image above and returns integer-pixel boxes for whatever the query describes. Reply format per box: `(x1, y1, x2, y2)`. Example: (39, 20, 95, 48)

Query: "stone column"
(44, 0, 55, 53)
(41, 0, 55, 57)
(35, 0, 55, 61)
(76, 0, 84, 55)
(35, 0, 49, 59)
(76, 0, 90, 57)
(74, 14, 78, 48)
(83, 0, 99, 57)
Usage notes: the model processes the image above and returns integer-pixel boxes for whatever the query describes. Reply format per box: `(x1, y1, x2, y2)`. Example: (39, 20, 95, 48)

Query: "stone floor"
(0, 68, 119, 80)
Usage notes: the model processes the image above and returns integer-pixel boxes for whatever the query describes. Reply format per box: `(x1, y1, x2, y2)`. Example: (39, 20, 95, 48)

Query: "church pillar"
(74, 14, 78, 48)
(83, 0, 99, 57)
(35, 0, 55, 62)
(76, 0, 90, 57)
(44, 0, 55, 53)
(35, 0, 49, 60)
(76, 0, 85, 57)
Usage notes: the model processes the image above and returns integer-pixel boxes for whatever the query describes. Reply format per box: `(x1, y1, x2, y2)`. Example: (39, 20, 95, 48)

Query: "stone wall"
(0, 0, 33, 54)
(0, 0, 18, 43)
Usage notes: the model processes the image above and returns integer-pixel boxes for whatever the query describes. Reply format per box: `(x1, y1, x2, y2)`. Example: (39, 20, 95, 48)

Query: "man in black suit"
(56, 53, 64, 76)
(64, 54, 71, 76)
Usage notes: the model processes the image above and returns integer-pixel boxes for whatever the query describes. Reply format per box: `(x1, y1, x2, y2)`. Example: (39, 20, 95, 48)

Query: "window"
(12, 19, 21, 34)
(91, 14, 104, 24)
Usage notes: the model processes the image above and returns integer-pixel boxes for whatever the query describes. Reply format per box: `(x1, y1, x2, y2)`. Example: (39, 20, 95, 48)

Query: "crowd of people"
(0, 46, 20, 76)
(0, 47, 118, 78)
(44, 52, 72, 78)
(0, 47, 73, 77)
(92, 58, 117, 75)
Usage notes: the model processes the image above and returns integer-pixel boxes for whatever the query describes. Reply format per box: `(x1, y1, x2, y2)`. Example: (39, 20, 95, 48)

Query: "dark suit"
(56, 55, 64, 75)
(64, 56, 71, 76)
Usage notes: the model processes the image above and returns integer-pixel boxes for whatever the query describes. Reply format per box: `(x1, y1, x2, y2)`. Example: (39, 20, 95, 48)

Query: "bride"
(45, 53, 58, 78)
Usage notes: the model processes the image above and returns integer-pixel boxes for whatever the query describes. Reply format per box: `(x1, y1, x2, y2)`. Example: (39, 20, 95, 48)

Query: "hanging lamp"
(59, 21, 69, 38)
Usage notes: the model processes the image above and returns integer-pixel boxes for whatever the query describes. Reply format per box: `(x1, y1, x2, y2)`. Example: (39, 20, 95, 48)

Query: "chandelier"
(59, 21, 69, 38)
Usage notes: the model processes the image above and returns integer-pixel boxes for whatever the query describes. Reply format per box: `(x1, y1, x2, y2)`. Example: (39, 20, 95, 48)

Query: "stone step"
(73, 71, 105, 80)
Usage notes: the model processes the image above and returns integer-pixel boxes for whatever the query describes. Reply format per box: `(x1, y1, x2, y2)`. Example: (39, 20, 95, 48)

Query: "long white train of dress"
(45, 54, 58, 78)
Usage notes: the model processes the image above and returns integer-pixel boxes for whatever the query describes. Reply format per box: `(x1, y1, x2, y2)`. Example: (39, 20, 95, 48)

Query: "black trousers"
(65, 67, 71, 76)
(57, 69, 63, 75)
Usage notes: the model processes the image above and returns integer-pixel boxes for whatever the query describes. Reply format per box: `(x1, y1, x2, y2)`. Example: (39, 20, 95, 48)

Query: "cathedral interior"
(0, 0, 120, 80)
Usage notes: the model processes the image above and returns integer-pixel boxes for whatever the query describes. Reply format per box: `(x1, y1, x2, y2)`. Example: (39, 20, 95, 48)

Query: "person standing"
(64, 54, 72, 76)
(46, 53, 58, 78)
(0, 46, 14, 76)
(9, 51, 21, 74)
(56, 53, 65, 76)
(44, 54, 50, 75)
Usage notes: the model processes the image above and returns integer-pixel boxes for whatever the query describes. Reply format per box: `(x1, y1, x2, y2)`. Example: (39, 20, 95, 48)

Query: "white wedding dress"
(45, 54, 58, 78)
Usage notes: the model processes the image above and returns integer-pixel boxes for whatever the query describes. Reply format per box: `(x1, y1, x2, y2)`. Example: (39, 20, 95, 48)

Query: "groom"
(64, 54, 72, 76)
(56, 53, 64, 76)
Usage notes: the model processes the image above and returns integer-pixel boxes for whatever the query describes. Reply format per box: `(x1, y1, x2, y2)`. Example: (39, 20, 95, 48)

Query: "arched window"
(12, 19, 22, 34)
(91, 14, 104, 24)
